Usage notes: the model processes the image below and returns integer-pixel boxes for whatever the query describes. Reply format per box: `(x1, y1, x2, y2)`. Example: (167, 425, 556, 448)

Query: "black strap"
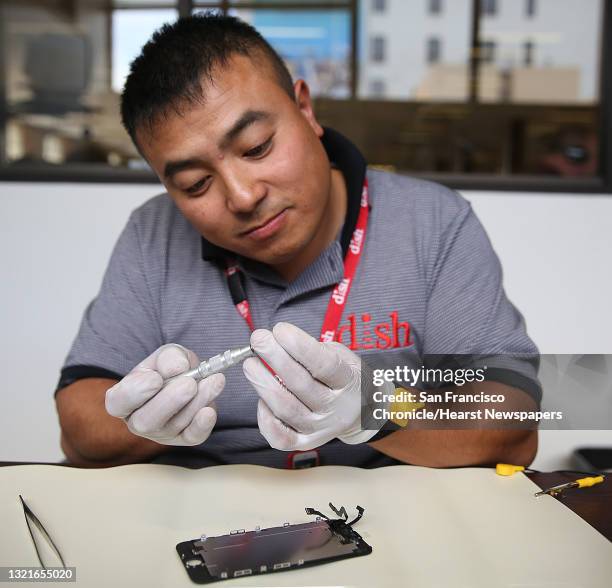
(225, 261, 248, 306)
(368, 420, 403, 443)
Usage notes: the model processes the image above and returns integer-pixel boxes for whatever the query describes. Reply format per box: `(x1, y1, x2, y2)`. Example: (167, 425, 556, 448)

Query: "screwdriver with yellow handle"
(534, 475, 605, 497)
(495, 464, 605, 497)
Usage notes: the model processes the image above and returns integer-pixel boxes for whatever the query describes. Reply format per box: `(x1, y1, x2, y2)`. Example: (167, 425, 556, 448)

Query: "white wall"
(0, 182, 610, 466)
(465, 191, 612, 355)
(0, 182, 158, 462)
(464, 191, 612, 470)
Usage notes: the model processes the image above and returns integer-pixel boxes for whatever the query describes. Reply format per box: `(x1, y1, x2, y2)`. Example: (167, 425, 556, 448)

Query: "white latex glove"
(105, 344, 225, 446)
(243, 322, 392, 451)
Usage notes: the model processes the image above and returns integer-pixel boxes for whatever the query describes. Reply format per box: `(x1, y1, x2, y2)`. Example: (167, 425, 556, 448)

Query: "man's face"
(137, 54, 333, 267)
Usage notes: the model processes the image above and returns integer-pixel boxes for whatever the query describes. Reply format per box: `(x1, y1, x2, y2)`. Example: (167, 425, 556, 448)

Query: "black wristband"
(368, 420, 403, 443)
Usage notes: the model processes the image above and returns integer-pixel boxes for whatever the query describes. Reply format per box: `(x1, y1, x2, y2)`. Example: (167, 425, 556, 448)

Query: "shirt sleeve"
(421, 193, 541, 404)
(56, 213, 164, 394)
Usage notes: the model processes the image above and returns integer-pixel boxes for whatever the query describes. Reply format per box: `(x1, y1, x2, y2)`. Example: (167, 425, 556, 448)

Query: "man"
(55, 13, 540, 469)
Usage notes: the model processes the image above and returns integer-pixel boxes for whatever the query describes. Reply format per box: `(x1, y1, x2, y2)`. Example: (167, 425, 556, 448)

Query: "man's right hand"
(105, 344, 225, 446)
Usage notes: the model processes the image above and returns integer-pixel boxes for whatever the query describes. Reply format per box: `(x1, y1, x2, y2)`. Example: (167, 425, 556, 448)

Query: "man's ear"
(294, 79, 324, 138)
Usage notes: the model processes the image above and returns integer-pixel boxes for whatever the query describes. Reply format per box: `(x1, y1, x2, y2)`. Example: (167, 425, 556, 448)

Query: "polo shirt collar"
(200, 127, 367, 264)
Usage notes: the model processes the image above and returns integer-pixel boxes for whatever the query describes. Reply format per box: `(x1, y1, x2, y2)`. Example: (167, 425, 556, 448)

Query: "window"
(371, 36, 386, 62)
(426, 37, 441, 64)
(481, 40, 496, 64)
(482, 0, 498, 16)
(429, 0, 443, 15)
(479, 1, 601, 104)
(1, 1, 179, 175)
(229, 8, 351, 99)
(523, 40, 535, 67)
(369, 79, 386, 97)
(1, 0, 609, 192)
(113, 9, 178, 93)
(526, 0, 537, 18)
(353, 0, 605, 186)
(0, 0, 352, 177)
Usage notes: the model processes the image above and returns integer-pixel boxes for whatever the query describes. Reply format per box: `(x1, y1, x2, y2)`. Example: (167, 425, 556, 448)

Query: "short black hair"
(120, 11, 295, 145)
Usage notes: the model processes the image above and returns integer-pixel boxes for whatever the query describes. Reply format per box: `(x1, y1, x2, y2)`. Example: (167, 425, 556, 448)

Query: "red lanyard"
(225, 179, 369, 341)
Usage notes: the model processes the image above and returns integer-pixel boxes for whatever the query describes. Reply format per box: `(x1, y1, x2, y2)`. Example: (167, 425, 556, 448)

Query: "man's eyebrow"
(219, 109, 272, 149)
(163, 110, 273, 180)
(164, 158, 202, 180)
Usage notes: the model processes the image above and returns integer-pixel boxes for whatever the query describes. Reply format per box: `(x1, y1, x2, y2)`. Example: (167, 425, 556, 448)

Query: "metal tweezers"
(19, 495, 66, 569)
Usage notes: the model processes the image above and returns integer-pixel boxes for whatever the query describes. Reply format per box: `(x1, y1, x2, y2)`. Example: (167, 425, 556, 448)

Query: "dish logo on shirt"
(336, 312, 413, 350)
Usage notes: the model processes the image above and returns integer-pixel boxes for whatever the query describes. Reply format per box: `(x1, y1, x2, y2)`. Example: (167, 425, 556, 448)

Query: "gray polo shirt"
(58, 128, 540, 468)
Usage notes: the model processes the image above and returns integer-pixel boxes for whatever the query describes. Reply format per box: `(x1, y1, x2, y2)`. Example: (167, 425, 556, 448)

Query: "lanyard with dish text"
(224, 178, 369, 342)
(224, 179, 369, 469)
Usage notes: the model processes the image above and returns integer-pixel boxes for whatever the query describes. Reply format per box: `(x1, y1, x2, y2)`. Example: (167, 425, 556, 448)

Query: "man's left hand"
(243, 322, 384, 451)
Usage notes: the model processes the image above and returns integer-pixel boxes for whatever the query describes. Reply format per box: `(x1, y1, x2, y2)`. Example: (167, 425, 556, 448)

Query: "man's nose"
(222, 167, 267, 214)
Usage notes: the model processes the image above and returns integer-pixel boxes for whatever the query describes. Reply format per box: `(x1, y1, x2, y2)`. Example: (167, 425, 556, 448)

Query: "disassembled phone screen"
(176, 504, 372, 584)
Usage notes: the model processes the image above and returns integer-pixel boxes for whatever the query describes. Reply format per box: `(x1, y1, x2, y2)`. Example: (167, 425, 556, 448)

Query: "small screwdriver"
(534, 475, 605, 497)
(163, 345, 255, 385)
